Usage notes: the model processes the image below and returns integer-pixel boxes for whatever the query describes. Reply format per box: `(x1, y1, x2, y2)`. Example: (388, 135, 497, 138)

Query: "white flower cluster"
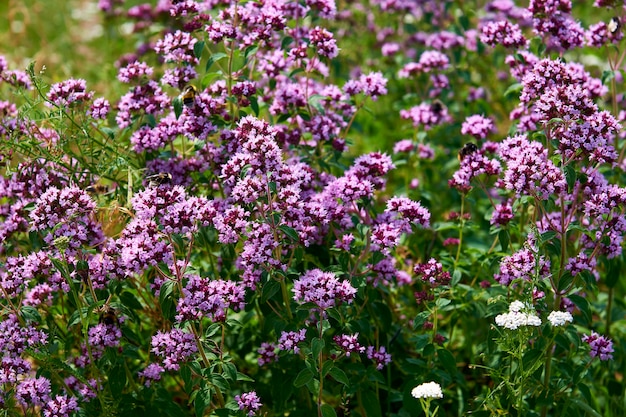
(411, 381, 443, 399)
(495, 301, 541, 330)
(547, 311, 573, 327)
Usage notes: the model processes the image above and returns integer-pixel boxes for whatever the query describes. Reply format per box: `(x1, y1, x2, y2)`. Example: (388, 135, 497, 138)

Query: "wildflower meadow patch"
(1, 0, 625, 416)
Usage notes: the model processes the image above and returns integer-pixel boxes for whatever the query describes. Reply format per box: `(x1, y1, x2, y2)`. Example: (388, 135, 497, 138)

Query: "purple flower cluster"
(497, 135, 566, 199)
(343, 71, 388, 101)
(333, 333, 366, 357)
(528, 0, 584, 51)
(480, 20, 528, 48)
(461, 114, 495, 140)
(400, 101, 452, 130)
(366, 346, 392, 370)
(46, 79, 93, 107)
(292, 269, 356, 311)
(29, 186, 104, 254)
(235, 391, 262, 416)
(176, 275, 246, 322)
(582, 331, 614, 361)
(494, 246, 551, 286)
(151, 328, 198, 371)
(449, 144, 501, 193)
(278, 329, 307, 354)
(398, 50, 450, 78)
(414, 258, 451, 287)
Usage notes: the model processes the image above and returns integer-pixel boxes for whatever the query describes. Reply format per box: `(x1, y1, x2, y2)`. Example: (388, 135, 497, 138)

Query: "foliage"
(0, 1, 625, 417)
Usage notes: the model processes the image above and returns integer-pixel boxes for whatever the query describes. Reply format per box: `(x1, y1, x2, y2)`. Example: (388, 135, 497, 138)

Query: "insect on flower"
(85, 184, 110, 195)
(145, 172, 173, 187)
(431, 99, 444, 114)
(609, 17, 621, 34)
(458, 143, 478, 161)
(99, 308, 119, 326)
(181, 85, 198, 108)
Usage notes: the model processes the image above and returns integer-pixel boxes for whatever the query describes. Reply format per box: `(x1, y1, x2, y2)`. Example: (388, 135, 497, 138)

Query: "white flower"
(547, 311, 573, 327)
(495, 300, 542, 330)
(411, 381, 443, 399)
(509, 300, 525, 313)
(495, 311, 541, 330)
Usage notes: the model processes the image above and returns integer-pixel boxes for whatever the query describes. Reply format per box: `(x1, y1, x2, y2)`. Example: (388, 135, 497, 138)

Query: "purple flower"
(490, 200, 514, 226)
(494, 247, 551, 286)
(115, 80, 170, 129)
(309, 26, 339, 59)
(582, 331, 614, 361)
(393, 139, 414, 154)
(278, 329, 307, 354)
(461, 114, 494, 140)
(29, 186, 104, 253)
(344, 72, 388, 101)
(414, 258, 450, 287)
(257, 342, 278, 366)
(235, 391, 262, 416)
(366, 346, 391, 370)
(400, 101, 452, 130)
(176, 275, 246, 322)
(46, 79, 93, 107)
(154, 30, 199, 64)
(385, 197, 431, 227)
(449, 145, 501, 193)
(138, 363, 165, 387)
(480, 20, 527, 48)
(117, 61, 153, 83)
(333, 334, 365, 357)
(292, 269, 356, 310)
(151, 328, 198, 371)
(16, 377, 51, 407)
(42, 395, 79, 417)
(497, 135, 566, 200)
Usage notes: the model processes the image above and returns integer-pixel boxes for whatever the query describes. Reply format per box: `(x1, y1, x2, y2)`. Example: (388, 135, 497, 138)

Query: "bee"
(85, 184, 110, 195)
(99, 308, 119, 326)
(458, 143, 478, 161)
(431, 99, 444, 114)
(609, 17, 621, 34)
(181, 85, 198, 108)
(145, 172, 173, 187)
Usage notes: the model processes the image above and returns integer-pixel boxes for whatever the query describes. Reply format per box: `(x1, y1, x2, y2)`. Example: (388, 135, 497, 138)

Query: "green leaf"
(21, 305, 42, 323)
(503, 83, 522, 99)
(437, 348, 457, 375)
(312, 337, 325, 361)
(109, 363, 127, 397)
(119, 291, 143, 311)
(293, 368, 314, 387)
(249, 95, 259, 116)
(557, 272, 574, 293)
(260, 279, 281, 303)
(210, 374, 230, 392)
(193, 41, 205, 59)
(361, 390, 382, 417)
(244, 45, 259, 61)
(279, 225, 299, 242)
(222, 362, 237, 382)
(321, 404, 338, 417)
(328, 367, 349, 386)
(206, 52, 228, 72)
(173, 96, 183, 119)
(499, 229, 509, 252)
(321, 360, 333, 378)
(194, 388, 211, 417)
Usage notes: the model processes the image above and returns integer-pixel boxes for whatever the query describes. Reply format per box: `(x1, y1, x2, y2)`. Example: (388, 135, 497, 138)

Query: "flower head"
(547, 311, 573, 327)
(411, 381, 443, 399)
(582, 331, 614, 361)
